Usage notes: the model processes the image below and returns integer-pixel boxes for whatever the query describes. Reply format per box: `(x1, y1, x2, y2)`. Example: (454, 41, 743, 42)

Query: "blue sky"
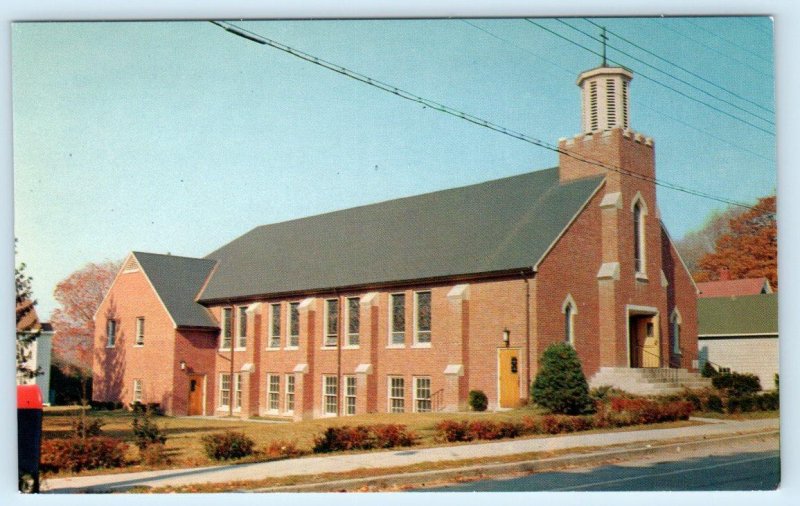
(11, 16, 777, 318)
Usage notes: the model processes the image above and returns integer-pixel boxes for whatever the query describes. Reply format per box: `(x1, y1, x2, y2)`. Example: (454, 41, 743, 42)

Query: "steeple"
(577, 65, 633, 134)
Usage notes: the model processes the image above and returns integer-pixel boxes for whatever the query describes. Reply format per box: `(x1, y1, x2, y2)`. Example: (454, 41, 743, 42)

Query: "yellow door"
(498, 349, 520, 408)
(641, 316, 660, 368)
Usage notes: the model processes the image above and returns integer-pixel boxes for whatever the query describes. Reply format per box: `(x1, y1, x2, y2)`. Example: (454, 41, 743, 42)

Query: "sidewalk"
(42, 417, 779, 493)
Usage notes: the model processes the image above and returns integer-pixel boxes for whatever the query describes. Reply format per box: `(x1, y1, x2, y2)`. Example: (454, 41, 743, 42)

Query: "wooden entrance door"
(630, 315, 660, 368)
(498, 349, 520, 408)
(187, 374, 204, 415)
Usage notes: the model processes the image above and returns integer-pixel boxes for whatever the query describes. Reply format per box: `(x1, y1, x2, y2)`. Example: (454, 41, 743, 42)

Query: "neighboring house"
(16, 300, 54, 404)
(698, 293, 779, 389)
(93, 63, 702, 418)
(697, 271, 773, 298)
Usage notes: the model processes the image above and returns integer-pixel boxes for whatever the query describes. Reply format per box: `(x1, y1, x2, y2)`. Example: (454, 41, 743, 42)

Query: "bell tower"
(578, 66, 632, 134)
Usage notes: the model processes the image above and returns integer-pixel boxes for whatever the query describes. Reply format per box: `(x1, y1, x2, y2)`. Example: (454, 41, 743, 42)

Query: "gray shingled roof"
(698, 293, 778, 336)
(133, 252, 218, 328)
(198, 168, 604, 302)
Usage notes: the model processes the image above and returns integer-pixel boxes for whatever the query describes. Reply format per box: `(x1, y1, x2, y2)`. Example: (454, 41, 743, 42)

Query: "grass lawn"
(41, 405, 778, 478)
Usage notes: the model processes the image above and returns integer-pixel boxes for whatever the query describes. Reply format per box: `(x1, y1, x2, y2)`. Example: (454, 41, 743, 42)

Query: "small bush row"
(434, 420, 522, 442)
(40, 437, 128, 473)
(726, 391, 779, 413)
(312, 424, 416, 453)
(711, 372, 762, 397)
(608, 398, 694, 424)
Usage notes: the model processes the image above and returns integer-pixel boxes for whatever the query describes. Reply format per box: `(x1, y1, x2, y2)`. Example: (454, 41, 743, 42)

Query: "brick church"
(92, 63, 700, 419)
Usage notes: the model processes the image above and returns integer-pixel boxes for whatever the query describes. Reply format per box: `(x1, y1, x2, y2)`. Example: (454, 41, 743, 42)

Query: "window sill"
(386, 344, 406, 349)
(284, 346, 299, 351)
(411, 343, 432, 349)
(133, 344, 144, 348)
(321, 345, 338, 350)
(234, 347, 246, 352)
(265, 347, 282, 352)
(342, 345, 360, 350)
(106, 345, 116, 349)
(635, 272, 649, 282)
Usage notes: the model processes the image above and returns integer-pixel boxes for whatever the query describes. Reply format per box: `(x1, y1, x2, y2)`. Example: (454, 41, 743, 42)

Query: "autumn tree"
(675, 206, 745, 273)
(16, 240, 42, 381)
(51, 260, 121, 373)
(693, 195, 777, 288)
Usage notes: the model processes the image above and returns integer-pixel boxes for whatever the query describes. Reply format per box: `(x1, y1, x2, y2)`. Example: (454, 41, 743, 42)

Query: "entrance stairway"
(589, 367, 712, 396)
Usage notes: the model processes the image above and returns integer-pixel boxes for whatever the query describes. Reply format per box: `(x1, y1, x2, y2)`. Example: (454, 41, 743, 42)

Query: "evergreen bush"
(131, 406, 167, 450)
(701, 362, 717, 378)
(531, 342, 593, 415)
(468, 390, 488, 412)
(712, 372, 762, 397)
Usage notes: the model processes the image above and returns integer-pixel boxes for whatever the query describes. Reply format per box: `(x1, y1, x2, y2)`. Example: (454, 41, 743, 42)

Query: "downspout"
(229, 304, 234, 418)
(336, 290, 342, 417)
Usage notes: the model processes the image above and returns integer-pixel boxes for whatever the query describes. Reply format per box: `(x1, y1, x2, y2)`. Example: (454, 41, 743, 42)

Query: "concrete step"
(589, 367, 712, 395)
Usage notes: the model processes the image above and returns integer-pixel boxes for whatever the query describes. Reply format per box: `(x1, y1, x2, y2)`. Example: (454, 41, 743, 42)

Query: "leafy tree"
(531, 343, 593, 415)
(693, 195, 777, 288)
(675, 206, 745, 273)
(51, 260, 121, 373)
(15, 240, 41, 381)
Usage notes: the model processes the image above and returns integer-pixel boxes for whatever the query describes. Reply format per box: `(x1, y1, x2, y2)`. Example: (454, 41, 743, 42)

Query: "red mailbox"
(17, 385, 43, 493)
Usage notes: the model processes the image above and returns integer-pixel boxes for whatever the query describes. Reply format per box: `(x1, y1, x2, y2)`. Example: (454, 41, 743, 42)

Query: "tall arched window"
(632, 197, 647, 276)
(670, 310, 682, 356)
(562, 295, 577, 346)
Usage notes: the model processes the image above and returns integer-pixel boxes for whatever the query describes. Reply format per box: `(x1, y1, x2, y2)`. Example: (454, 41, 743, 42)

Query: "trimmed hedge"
(712, 372, 762, 397)
(435, 420, 523, 442)
(312, 424, 416, 453)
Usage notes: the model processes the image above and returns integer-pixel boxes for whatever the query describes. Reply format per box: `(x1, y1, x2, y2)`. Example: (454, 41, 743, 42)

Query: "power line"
(460, 19, 773, 163)
(556, 18, 774, 126)
(526, 19, 774, 136)
(682, 17, 773, 65)
(582, 18, 774, 115)
(656, 19, 773, 78)
(210, 20, 759, 211)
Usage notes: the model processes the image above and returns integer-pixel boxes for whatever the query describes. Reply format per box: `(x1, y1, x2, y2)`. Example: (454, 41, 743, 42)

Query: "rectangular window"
(344, 375, 357, 415)
(288, 302, 300, 348)
(390, 294, 405, 346)
(414, 377, 432, 413)
(221, 307, 233, 349)
(285, 374, 295, 413)
(237, 305, 248, 348)
(347, 297, 360, 346)
(269, 304, 281, 348)
(388, 376, 405, 413)
(106, 319, 117, 347)
(325, 299, 339, 347)
(415, 291, 432, 345)
(267, 374, 280, 412)
(234, 373, 243, 410)
(323, 375, 338, 415)
(133, 379, 143, 403)
(135, 317, 145, 346)
(219, 373, 231, 408)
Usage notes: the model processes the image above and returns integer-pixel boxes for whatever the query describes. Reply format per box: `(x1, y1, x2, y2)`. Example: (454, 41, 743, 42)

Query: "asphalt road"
(424, 450, 780, 491)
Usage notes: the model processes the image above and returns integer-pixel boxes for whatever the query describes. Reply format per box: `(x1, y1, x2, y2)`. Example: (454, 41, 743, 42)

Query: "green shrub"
(71, 415, 104, 438)
(758, 391, 779, 411)
(705, 394, 724, 413)
(684, 392, 703, 411)
(40, 437, 128, 473)
(131, 406, 167, 450)
(201, 431, 255, 460)
(712, 372, 762, 397)
(468, 390, 488, 412)
(701, 362, 717, 378)
(531, 343, 593, 415)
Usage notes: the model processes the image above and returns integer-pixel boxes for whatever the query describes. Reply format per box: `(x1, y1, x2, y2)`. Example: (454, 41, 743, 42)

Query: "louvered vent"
(123, 255, 140, 273)
(606, 78, 616, 128)
(589, 81, 598, 131)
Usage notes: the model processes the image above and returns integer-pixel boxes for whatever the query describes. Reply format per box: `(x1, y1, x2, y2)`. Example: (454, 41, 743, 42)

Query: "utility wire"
(526, 19, 774, 136)
(210, 20, 759, 211)
(682, 17, 773, 65)
(582, 18, 774, 115)
(461, 19, 773, 163)
(656, 19, 772, 78)
(556, 18, 773, 126)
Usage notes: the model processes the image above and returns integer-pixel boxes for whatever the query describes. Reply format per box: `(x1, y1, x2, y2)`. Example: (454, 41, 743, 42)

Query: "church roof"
(132, 252, 218, 328)
(198, 167, 604, 303)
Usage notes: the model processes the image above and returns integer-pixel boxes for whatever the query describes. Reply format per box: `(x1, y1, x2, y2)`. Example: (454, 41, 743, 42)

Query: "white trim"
(624, 305, 659, 368)
(266, 373, 280, 414)
(562, 294, 577, 346)
(534, 180, 605, 271)
(321, 374, 338, 417)
(218, 372, 232, 411)
(287, 301, 301, 348)
(632, 194, 648, 278)
(134, 316, 145, 346)
(413, 290, 432, 346)
(343, 375, 357, 416)
(443, 364, 464, 376)
(132, 378, 143, 403)
(267, 303, 281, 349)
(284, 373, 295, 415)
(412, 376, 432, 413)
(599, 191, 622, 209)
(345, 296, 361, 347)
(387, 375, 406, 413)
(670, 308, 682, 355)
(323, 298, 339, 348)
(355, 363, 373, 374)
(699, 332, 778, 338)
(597, 262, 620, 280)
(388, 292, 406, 347)
(235, 305, 248, 349)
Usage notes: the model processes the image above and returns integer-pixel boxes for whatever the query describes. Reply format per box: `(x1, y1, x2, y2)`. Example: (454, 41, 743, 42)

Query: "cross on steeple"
(600, 26, 608, 66)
